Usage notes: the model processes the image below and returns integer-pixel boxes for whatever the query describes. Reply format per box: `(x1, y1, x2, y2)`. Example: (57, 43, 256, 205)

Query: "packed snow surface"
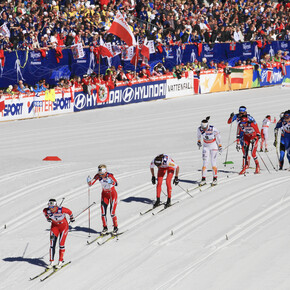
(0, 86, 290, 290)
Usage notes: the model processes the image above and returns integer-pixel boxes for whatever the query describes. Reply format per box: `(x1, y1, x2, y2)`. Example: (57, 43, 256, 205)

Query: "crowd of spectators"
(0, 0, 289, 52)
(0, 0, 289, 95)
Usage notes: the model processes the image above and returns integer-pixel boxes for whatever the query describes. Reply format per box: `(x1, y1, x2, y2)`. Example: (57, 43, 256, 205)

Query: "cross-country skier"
(237, 116, 261, 174)
(260, 115, 276, 152)
(274, 112, 286, 170)
(228, 106, 256, 167)
(150, 154, 179, 208)
(197, 119, 222, 185)
(274, 110, 290, 169)
(43, 199, 75, 269)
(88, 164, 118, 235)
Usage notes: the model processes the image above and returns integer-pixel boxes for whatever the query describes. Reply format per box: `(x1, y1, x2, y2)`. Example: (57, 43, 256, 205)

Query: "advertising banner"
(166, 75, 194, 98)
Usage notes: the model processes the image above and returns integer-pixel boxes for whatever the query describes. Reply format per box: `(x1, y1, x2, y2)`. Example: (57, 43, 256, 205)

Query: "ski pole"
(264, 149, 278, 171)
(177, 184, 193, 198)
(257, 150, 270, 173)
(224, 122, 232, 166)
(88, 185, 91, 238)
(72, 202, 96, 221)
(161, 188, 167, 197)
(59, 197, 65, 206)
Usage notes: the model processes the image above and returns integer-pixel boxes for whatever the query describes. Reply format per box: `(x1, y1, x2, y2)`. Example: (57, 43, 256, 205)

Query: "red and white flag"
(141, 38, 150, 60)
(107, 11, 136, 47)
(130, 42, 140, 66)
(99, 38, 113, 58)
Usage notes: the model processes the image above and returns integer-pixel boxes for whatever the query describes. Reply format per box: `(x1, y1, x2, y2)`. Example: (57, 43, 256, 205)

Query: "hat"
(118, 65, 123, 68)
(194, 59, 198, 63)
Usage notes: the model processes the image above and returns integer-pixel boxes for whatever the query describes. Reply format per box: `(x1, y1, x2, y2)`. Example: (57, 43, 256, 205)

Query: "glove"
(197, 141, 202, 149)
(87, 176, 92, 186)
(173, 176, 179, 185)
(218, 144, 223, 153)
(273, 139, 277, 147)
(106, 178, 113, 184)
(251, 138, 257, 144)
(151, 176, 156, 185)
(236, 143, 241, 152)
(70, 215, 75, 223)
(230, 112, 234, 118)
(47, 217, 52, 222)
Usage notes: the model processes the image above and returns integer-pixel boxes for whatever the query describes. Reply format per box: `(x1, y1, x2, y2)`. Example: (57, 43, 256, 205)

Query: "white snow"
(0, 86, 289, 290)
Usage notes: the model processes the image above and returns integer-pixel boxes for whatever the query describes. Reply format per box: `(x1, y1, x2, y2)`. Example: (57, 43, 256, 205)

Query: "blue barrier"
(0, 41, 289, 88)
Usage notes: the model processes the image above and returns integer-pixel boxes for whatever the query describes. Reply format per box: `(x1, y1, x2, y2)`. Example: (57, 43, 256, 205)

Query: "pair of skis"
(87, 231, 124, 246)
(30, 261, 71, 282)
(140, 201, 179, 216)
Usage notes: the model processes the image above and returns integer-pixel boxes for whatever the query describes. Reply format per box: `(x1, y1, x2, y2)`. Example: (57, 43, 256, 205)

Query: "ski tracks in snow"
(155, 175, 290, 290)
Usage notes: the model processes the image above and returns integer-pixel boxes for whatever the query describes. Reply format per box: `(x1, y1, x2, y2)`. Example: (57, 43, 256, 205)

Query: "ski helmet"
(200, 119, 208, 130)
(154, 154, 164, 167)
(266, 115, 271, 120)
(48, 198, 57, 208)
(98, 164, 107, 174)
(284, 111, 290, 119)
(239, 106, 247, 113)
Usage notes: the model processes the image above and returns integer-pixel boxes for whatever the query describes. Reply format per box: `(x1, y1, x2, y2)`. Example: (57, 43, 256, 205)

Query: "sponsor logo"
(53, 97, 71, 110)
(30, 51, 42, 65)
(203, 44, 214, 58)
(243, 43, 252, 56)
(167, 82, 192, 92)
(122, 87, 134, 103)
(109, 82, 166, 104)
(242, 43, 251, 50)
(281, 42, 288, 49)
(74, 92, 97, 110)
(30, 51, 41, 59)
(4, 103, 23, 116)
(74, 93, 87, 110)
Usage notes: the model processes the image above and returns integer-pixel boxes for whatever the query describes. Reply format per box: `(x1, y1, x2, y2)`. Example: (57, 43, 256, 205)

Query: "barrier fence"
(0, 41, 289, 88)
(1, 62, 289, 122)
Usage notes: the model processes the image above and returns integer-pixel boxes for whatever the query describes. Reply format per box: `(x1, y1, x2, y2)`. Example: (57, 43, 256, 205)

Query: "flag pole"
(98, 54, 100, 77)
(134, 45, 138, 76)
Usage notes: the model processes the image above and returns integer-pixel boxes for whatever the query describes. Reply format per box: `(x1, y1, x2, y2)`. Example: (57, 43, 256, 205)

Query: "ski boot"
(153, 198, 161, 208)
(55, 261, 64, 269)
(199, 177, 206, 186)
(265, 148, 268, 152)
(101, 226, 108, 235)
(259, 148, 263, 152)
(47, 261, 54, 269)
(279, 160, 284, 170)
(239, 162, 248, 175)
(254, 160, 260, 174)
(164, 198, 171, 208)
(112, 226, 118, 235)
(212, 176, 217, 186)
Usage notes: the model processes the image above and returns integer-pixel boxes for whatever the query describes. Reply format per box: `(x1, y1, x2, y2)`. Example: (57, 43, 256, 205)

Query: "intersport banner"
(73, 79, 167, 112)
(0, 89, 74, 121)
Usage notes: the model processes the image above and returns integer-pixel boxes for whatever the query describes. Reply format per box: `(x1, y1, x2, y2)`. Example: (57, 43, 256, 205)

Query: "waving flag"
(130, 43, 139, 66)
(231, 68, 244, 84)
(99, 38, 113, 58)
(141, 38, 150, 60)
(107, 11, 136, 46)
